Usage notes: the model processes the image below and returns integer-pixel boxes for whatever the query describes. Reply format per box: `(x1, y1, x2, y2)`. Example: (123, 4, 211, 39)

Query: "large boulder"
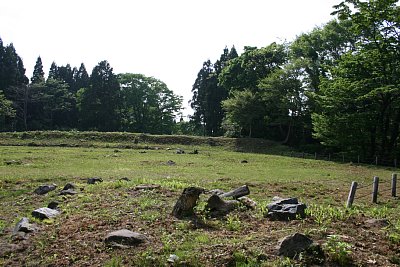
(266, 197, 307, 221)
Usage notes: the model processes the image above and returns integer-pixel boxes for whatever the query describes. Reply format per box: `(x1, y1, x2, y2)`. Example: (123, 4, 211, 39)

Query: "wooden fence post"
(392, 173, 397, 197)
(314, 152, 317, 160)
(328, 153, 331, 161)
(347, 181, 358, 208)
(375, 156, 378, 166)
(372, 176, 379, 203)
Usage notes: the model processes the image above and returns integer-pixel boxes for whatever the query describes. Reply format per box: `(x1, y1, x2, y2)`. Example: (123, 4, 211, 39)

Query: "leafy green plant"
(324, 235, 352, 266)
(226, 214, 242, 231)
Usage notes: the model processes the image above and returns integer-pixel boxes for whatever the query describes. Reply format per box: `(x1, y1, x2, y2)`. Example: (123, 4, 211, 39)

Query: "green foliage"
(312, 0, 400, 159)
(31, 56, 45, 84)
(222, 89, 265, 137)
(324, 235, 352, 266)
(225, 214, 242, 231)
(78, 60, 120, 131)
(118, 73, 182, 134)
(190, 47, 237, 136)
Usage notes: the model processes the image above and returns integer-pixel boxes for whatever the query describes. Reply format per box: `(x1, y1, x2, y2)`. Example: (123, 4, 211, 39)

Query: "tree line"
(0, 48, 182, 134)
(190, 0, 400, 161)
(0, 0, 399, 162)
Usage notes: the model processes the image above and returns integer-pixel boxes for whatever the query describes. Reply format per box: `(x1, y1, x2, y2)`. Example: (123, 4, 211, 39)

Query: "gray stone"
(87, 177, 103, 184)
(34, 184, 57, 195)
(62, 183, 76, 190)
(266, 197, 307, 221)
(32, 207, 60, 220)
(277, 233, 313, 258)
(59, 189, 78, 195)
(166, 160, 176, 166)
(176, 148, 185, 154)
(47, 201, 59, 209)
(13, 217, 36, 234)
(105, 229, 147, 247)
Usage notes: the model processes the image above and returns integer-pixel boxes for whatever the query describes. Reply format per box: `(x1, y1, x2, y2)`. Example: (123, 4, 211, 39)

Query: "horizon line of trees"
(1, 0, 399, 162)
(189, 0, 400, 161)
(0, 46, 182, 134)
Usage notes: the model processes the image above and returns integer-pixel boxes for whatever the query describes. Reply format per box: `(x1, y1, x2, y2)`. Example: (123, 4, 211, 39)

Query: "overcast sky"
(0, 0, 339, 116)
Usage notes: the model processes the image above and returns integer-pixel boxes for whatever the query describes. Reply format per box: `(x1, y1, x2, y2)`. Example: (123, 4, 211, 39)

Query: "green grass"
(0, 133, 399, 266)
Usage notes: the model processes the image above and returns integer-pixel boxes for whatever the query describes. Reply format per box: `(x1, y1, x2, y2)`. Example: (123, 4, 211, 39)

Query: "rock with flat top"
(105, 229, 147, 247)
(32, 207, 60, 220)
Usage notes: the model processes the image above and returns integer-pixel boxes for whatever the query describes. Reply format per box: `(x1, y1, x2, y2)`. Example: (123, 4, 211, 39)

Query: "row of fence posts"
(347, 173, 397, 208)
(291, 151, 398, 168)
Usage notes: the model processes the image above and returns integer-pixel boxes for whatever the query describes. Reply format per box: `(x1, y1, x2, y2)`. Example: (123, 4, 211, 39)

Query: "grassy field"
(0, 132, 400, 266)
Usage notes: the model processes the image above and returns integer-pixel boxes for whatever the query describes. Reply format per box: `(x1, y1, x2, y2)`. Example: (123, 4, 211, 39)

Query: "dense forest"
(0, 0, 399, 161)
(191, 0, 400, 161)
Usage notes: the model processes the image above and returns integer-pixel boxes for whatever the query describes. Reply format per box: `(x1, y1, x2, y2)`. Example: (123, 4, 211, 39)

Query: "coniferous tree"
(48, 62, 59, 80)
(78, 60, 120, 131)
(190, 46, 238, 136)
(31, 56, 45, 84)
(73, 63, 89, 94)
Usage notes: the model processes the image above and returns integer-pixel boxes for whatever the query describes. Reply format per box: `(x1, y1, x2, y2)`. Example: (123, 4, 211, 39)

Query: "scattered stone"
(114, 149, 120, 153)
(104, 229, 147, 247)
(188, 149, 199, 154)
(59, 188, 78, 195)
(119, 177, 131, 182)
(168, 254, 179, 263)
(364, 218, 389, 228)
(4, 159, 23, 165)
(32, 207, 60, 220)
(266, 197, 307, 221)
(139, 151, 147, 154)
(241, 160, 248, 163)
(176, 148, 185, 154)
(13, 217, 36, 234)
(166, 160, 176, 166)
(206, 194, 239, 217)
(47, 201, 59, 209)
(134, 184, 161, 190)
(238, 196, 257, 210)
(34, 184, 57, 195)
(62, 183, 76, 190)
(277, 233, 313, 258)
(87, 177, 103, 184)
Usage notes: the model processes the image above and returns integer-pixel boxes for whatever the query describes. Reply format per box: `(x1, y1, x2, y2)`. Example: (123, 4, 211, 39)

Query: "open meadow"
(0, 132, 400, 266)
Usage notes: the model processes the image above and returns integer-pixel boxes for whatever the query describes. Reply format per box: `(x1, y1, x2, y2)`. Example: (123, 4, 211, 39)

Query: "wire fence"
(282, 151, 398, 169)
(346, 173, 398, 207)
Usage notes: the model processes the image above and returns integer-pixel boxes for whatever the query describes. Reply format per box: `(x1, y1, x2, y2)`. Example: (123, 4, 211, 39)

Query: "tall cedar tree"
(190, 46, 237, 136)
(78, 60, 120, 131)
(31, 56, 45, 84)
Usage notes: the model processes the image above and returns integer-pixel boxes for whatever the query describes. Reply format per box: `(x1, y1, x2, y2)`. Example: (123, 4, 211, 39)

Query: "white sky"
(0, 0, 339, 116)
